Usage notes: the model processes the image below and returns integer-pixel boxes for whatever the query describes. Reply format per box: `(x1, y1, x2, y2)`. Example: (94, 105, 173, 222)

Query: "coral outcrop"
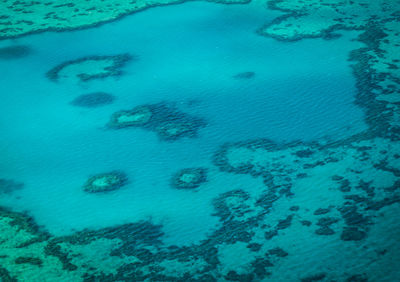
(83, 171, 128, 193)
(46, 54, 131, 83)
(70, 92, 115, 108)
(171, 168, 208, 189)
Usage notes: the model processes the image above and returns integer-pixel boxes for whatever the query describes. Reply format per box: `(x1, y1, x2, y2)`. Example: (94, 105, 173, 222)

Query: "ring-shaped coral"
(171, 168, 208, 189)
(155, 122, 192, 141)
(83, 171, 128, 193)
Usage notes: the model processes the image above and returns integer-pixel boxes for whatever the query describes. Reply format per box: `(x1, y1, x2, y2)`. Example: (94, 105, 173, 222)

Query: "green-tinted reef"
(0, 0, 250, 40)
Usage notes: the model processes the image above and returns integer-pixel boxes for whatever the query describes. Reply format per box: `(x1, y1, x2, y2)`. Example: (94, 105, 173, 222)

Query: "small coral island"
(46, 54, 131, 82)
(171, 168, 208, 189)
(83, 171, 128, 193)
(70, 92, 115, 108)
(108, 103, 207, 141)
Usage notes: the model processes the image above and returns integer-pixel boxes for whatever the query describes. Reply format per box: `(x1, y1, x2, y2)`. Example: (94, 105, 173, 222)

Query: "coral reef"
(46, 54, 132, 83)
(232, 71, 255, 79)
(0, 179, 24, 195)
(0, 208, 78, 281)
(70, 92, 115, 108)
(0, 45, 31, 59)
(108, 106, 153, 128)
(259, 0, 400, 141)
(171, 168, 208, 189)
(83, 171, 128, 193)
(108, 102, 207, 141)
(1, 0, 399, 280)
(0, 0, 250, 40)
(213, 137, 400, 241)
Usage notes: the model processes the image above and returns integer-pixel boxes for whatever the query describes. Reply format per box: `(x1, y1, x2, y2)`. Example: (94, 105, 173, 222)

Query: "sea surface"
(0, 1, 368, 247)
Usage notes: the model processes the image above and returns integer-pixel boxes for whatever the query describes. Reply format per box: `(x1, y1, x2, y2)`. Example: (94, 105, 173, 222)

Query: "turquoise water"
(0, 2, 368, 245)
(3, 1, 400, 281)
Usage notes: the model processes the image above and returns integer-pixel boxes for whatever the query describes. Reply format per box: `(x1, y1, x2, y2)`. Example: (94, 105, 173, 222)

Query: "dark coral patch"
(70, 92, 115, 108)
(341, 227, 367, 241)
(0, 179, 24, 194)
(15, 257, 43, 267)
(83, 171, 128, 193)
(171, 168, 207, 189)
(233, 71, 255, 79)
(0, 45, 31, 59)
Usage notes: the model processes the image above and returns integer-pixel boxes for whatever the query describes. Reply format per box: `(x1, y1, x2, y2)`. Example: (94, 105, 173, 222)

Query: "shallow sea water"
(3, 1, 400, 281)
(0, 1, 369, 246)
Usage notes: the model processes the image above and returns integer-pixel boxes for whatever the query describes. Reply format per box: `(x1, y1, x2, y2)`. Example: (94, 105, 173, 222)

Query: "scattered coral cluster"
(108, 103, 207, 141)
(213, 137, 400, 241)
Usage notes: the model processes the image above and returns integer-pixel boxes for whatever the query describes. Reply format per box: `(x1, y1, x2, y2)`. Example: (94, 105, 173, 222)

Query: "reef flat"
(0, 0, 249, 40)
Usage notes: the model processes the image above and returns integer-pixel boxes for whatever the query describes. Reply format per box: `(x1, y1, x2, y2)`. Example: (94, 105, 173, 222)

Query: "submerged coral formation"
(213, 137, 400, 241)
(0, 45, 31, 59)
(0, 208, 74, 281)
(0, 0, 250, 40)
(232, 71, 255, 79)
(0, 179, 24, 195)
(70, 92, 115, 108)
(46, 54, 132, 83)
(83, 171, 128, 193)
(108, 103, 207, 141)
(171, 168, 208, 189)
(108, 106, 153, 128)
